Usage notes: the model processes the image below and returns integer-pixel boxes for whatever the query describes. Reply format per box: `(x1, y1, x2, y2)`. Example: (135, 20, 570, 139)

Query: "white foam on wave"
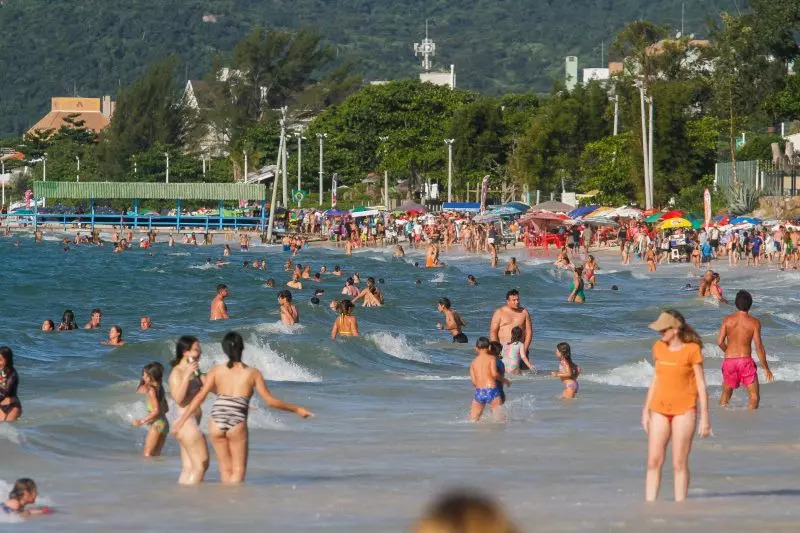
(367, 332, 432, 363)
(431, 272, 445, 283)
(207, 337, 321, 383)
(403, 375, 467, 381)
(106, 401, 148, 426)
(169, 251, 191, 256)
(703, 345, 780, 362)
(774, 312, 800, 325)
(632, 272, 650, 280)
(189, 263, 215, 270)
(246, 404, 288, 431)
(583, 359, 654, 388)
(141, 267, 166, 273)
(771, 362, 800, 383)
(701, 297, 720, 308)
(255, 321, 306, 335)
(0, 424, 23, 445)
(523, 257, 552, 266)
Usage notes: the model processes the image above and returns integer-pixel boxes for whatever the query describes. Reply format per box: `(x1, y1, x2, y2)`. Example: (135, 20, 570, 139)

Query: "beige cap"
(648, 312, 682, 331)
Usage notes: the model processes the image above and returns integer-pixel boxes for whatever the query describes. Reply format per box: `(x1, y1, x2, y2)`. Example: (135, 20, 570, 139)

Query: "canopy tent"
(351, 209, 381, 218)
(730, 216, 761, 225)
(582, 216, 619, 227)
(323, 209, 349, 217)
(531, 200, 574, 213)
(442, 202, 480, 213)
(611, 206, 643, 219)
(501, 202, 531, 213)
(487, 206, 523, 217)
(567, 205, 599, 219)
(396, 201, 426, 213)
(521, 211, 566, 223)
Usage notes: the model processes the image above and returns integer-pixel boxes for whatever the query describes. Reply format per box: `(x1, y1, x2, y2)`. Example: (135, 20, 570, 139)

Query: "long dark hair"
(140, 362, 166, 406)
(171, 335, 198, 367)
(664, 309, 704, 347)
(0, 346, 13, 371)
(556, 342, 579, 379)
(9, 478, 36, 501)
(339, 299, 354, 315)
(221, 331, 244, 368)
(60, 309, 77, 330)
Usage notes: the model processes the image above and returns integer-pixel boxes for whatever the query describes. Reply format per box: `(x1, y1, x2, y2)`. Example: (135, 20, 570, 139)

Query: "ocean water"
(2, 234, 800, 532)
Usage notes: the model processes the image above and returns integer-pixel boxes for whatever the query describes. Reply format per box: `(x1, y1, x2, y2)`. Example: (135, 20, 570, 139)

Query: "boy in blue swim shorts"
(469, 337, 511, 422)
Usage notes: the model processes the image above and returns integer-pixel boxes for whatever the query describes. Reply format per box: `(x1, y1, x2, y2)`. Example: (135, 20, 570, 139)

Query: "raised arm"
(352, 288, 368, 303)
(753, 320, 773, 382)
(172, 369, 217, 434)
(254, 370, 313, 418)
(693, 363, 712, 437)
(168, 363, 199, 406)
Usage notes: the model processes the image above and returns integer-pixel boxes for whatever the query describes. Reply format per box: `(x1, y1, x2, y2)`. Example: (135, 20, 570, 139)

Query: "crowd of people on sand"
(0, 206, 787, 520)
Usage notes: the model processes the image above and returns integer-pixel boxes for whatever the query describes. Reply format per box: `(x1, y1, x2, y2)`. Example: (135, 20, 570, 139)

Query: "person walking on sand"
(210, 284, 230, 320)
(717, 290, 773, 409)
(172, 332, 313, 484)
(642, 310, 711, 502)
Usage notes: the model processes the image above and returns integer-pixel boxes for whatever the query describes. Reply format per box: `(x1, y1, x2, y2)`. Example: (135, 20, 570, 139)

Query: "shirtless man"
(717, 290, 773, 409)
(352, 277, 383, 306)
(469, 337, 511, 421)
(140, 316, 152, 330)
(436, 297, 467, 343)
(84, 308, 102, 329)
(489, 289, 534, 370)
(277, 290, 299, 325)
(210, 284, 230, 320)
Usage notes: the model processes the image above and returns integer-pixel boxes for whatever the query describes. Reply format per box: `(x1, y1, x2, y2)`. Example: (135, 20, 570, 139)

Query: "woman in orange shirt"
(642, 310, 712, 502)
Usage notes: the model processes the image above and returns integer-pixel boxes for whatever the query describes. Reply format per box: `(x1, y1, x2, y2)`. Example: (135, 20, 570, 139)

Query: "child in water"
(501, 326, 533, 374)
(1, 478, 52, 516)
(133, 362, 169, 457)
(489, 341, 507, 406)
(469, 337, 511, 422)
(551, 343, 580, 399)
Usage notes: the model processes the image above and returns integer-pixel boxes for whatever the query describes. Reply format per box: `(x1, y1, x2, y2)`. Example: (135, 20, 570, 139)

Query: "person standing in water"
(642, 310, 711, 502)
(501, 326, 533, 374)
(168, 336, 209, 485)
(551, 343, 580, 398)
(172, 332, 313, 484)
(133, 362, 170, 457)
(717, 290, 773, 409)
(278, 290, 299, 325)
(0, 347, 22, 422)
(489, 289, 533, 370)
(567, 266, 585, 303)
(331, 299, 359, 339)
(436, 297, 467, 343)
(469, 337, 511, 422)
(210, 284, 230, 320)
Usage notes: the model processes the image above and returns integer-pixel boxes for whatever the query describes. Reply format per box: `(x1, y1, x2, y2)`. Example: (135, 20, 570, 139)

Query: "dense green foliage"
(0, 0, 730, 136)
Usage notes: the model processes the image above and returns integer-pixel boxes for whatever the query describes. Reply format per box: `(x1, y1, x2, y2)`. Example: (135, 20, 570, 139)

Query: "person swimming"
(331, 299, 358, 339)
(57, 309, 78, 331)
(1, 478, 51, 517)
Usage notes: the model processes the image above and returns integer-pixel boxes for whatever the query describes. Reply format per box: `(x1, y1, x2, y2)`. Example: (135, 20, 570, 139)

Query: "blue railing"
(0, 212, 288, 233)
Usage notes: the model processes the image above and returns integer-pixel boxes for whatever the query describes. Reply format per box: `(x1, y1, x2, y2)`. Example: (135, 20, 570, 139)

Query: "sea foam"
(367, 332, 432, 363)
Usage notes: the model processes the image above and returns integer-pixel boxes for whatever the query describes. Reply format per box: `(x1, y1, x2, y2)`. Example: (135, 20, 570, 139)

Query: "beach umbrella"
(658, 217, 692, 229)
(612, 206, 643, 219)
(502, 201, 531, 212)
(714, 214, 730, 226)
(582, 216, 619, 228)
(520, 211, 567, 223)
(488, 206, 522, 217)
(730, 216, 761, 225)
(396, 201, 426, 213)
(661, 210, 685, 220)
(645, 212, 665, 223)
(531, 200, 574, 213)
(567, 205, 599, 219)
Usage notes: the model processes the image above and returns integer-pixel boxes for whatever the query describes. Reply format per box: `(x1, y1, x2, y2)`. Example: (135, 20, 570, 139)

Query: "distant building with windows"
(27, 96, 114, 136)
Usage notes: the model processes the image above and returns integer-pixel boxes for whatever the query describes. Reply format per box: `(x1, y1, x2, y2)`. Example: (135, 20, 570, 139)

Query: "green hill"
(0, 0, 730, 136)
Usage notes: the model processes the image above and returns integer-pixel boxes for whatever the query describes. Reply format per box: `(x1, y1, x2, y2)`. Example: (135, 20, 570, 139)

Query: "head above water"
(8, 478, 37, 504)
(310, 297, 320, 305)
(221, 331, 245, 368)
(489, 341, 503, 357)
(475, 336, 490, 350)
(278, 289, 293, 303)
(505, 289, 520, 308)
(438, 297, 451, 310)
(141, 361, 165, 387)
(735, 290, 753, 312)
(217, 283, 228, 295)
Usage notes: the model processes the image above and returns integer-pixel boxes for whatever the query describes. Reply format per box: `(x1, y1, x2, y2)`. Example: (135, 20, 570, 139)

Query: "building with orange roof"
(27, 96, 114, 137)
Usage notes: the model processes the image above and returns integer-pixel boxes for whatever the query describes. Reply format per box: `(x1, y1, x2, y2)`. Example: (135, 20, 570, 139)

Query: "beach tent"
(442, 202, 480, 213)
(502, 202, 531, 213)
(323, 209, 349, 217)
(531, 200, 574, 213)
(567, 205, 599, 219)
(396, 201, 426, 213)
(582, 216, 619, 227)
(730, 216, 761, 225)
(487, 206, 522, 217)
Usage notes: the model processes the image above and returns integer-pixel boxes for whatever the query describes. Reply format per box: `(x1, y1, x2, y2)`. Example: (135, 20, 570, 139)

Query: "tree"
(579, 133, 636, 205)
(447, 98, 506, 190)
(308, 80, 474, 197)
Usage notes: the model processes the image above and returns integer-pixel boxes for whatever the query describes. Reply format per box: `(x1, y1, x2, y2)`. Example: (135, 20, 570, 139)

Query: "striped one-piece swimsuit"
(210, 395, 250, 432)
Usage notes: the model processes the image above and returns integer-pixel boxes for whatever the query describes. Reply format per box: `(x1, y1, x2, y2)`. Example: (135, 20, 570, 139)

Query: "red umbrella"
(661, 210, 685, 220)
(642, 208, 660, 216)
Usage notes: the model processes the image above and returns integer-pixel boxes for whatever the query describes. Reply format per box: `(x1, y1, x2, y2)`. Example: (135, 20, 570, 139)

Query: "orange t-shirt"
(649, 341, 703, 416)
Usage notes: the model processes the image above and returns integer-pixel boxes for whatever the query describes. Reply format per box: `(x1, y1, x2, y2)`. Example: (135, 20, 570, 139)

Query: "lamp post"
(165, 152, 170, 183)
(1, 159, 5, 206)
(379, 135, 389, 208)
(635, 80, 651, 210)
(201, 156, 206, 175)
(296, 134, 305, 191)
(316, 133, 327, 206)
(612, 94, 619, 136)
(42, 154, 47, 208)
(280, 106, 288, 207)
(75, 155, 80, 182)
(133, 156, 137, 176)
(444, 138, 455, 202)
(243, 150, 248, 182)
(646, 95, 654, 207)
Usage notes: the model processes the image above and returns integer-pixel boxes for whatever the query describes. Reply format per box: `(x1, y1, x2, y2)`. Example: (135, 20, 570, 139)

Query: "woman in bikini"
(708, 272, 728, 304)
(133, 362, 169, 457)
(583, 255, 599, 289)
(172, 332, 313, 484)
(0, 347, 22, 422)
(331, 299, 359, 339)
(642, 310, 711, 502)
(168, 336, 209, 485)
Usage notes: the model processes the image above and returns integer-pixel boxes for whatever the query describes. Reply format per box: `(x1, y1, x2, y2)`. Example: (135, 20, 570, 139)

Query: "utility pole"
(379, 136, 389, 208)
(297, 135, 304, 191)
(316, 133, 327, 206)
(1, 160, 5, 206)
(267, 131, 284, 242)
(201, 156, 206, 175)
(444, 138, 455, 202)
(613, 95, 619, 136)
(280, 106, 288, 207)
(76, 155, 80, 182)
(647, 95, 654, 206)
(243, 150, 248, 183)
(42, 153, 47, 209)
(636, 81, 651, 209)
(133, 156, 137, 176)
(164, 152, 170, 183)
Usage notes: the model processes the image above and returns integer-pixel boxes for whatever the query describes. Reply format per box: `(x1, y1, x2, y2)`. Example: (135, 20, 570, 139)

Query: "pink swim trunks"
(722, 357, 757, 389)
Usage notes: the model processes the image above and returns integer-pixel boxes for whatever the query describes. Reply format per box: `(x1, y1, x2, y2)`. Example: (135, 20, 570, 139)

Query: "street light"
(316, 133, 327, 206)
(296, 134, 306, 191)
(635, 80, 652, 209)
(379, 135, 389, 208)
(243, 150, 248, 182)
(75, 155, 80, 182)
(444, 138, 455, 203)
(165, 152, 170, 183)
(42, 153, 47, 208)
(612, 94, 619, 136)
(1, 159, 6, 206)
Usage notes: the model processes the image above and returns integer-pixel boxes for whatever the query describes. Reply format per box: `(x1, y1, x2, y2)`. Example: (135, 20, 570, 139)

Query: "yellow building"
(28, 96, 114, 136)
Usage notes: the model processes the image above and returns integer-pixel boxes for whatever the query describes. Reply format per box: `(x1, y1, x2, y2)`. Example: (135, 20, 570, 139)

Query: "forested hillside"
(0, 0, 729, 135)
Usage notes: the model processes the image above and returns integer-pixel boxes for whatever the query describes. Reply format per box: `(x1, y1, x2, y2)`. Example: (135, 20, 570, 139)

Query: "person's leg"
(489, 396, 506, 422)
(746, 379, 761, 410)
(719, 385, 734, 407)
(670, 409, 697, 502)
(469, 400, 485, 421)
(178, 420, 210, 484)
(209, 421, 233, 482)
(3, 406, 20, 422)
(143, 426, 162, 457)
(645, 412, 672, 502)
(225, 422, 249, 483)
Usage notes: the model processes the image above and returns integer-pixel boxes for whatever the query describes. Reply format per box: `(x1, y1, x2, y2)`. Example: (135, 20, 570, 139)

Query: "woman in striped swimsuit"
(172, 332, 314, 484)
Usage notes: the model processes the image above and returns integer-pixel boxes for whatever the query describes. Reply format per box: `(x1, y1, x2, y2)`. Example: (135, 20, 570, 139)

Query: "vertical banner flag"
(331, 173, 338, 207)
(480, 175, 490, 213)
(25, 189, 33, 209)
(703, 188, 711, 229)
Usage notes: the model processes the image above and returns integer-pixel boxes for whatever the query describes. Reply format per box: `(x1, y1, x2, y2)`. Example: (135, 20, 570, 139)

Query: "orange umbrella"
(661, 210, 685, 220)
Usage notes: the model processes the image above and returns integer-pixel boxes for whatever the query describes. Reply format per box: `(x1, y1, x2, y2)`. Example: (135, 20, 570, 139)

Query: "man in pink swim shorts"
(717, 290, 773, 409)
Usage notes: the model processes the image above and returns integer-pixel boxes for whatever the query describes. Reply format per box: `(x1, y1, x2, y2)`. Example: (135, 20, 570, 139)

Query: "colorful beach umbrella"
(658, 217, 692, 229)
(661, 210, 685, 220)
(645, 212, 664, 223)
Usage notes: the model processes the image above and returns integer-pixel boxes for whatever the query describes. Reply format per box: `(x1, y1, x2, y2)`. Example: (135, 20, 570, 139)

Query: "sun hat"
(648, 312, 682, 331)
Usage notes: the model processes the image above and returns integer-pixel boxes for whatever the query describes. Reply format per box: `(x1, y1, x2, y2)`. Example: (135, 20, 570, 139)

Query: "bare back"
(209, 364, 260, 398)
(718, 311, 760, 358)
(470, 354, 498, 389)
